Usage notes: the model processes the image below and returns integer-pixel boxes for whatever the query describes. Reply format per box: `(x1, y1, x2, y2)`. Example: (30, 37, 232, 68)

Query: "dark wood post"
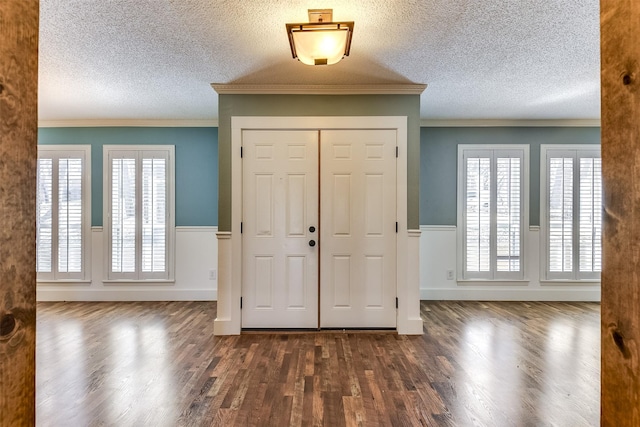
(0, 1, 39, 425)
(601, 1, 640, 425)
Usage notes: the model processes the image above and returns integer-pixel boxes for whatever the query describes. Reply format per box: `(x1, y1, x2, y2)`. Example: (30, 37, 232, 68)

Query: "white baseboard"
(400, 317, 424, 335)
(37, 288, 217, 302)
(420, 288, 601, 301)
(213, 318, 239, 336)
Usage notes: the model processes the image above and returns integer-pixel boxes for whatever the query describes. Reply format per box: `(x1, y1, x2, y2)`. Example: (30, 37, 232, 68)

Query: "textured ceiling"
(38, 0, 601, 123)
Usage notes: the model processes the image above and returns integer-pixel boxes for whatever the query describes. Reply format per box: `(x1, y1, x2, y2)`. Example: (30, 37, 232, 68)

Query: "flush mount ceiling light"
(286, 9, 354, 66)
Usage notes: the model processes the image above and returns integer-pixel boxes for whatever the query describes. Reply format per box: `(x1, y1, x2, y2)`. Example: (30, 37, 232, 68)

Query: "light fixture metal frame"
(286, 9, 354, 66)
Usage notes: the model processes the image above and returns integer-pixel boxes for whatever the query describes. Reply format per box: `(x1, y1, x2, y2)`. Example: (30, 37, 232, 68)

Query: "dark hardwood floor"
(35, 301, 600, 426)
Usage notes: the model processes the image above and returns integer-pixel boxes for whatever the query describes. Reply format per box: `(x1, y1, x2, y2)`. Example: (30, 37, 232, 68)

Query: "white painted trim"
(529, 226, 540, 232)
(176, 226, 219, 232)
(231, 116, 409, 129)
(455, 279, 530, 285)
(408, 229, 422, 238)
(400, 230, 424, 334)
(37, 118, 602, 129)
(102, 280, 176, 285)
(37, 288, 217, 301)
(540, 280, 601, 285)
(37, 280, 92, 285)
(38, 119, 218, 128)
(223, 116, 417, 335)
(214, 231, 237, 335)
(420, 288, 601, 301)
(420, 225, 456, 232)
(421, 119, 601, 128)
(92, 226, 103, 232)
(211, 84, 427, 95)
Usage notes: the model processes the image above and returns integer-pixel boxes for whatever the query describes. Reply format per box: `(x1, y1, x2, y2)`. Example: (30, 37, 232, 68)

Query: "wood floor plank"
(35, 301, 600, 426)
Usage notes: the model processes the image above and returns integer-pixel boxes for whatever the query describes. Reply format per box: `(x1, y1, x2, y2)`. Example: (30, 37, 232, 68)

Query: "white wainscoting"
(419, 225, 601, 301)
(37, 226, 218, 301)
(37, 225, 601, 302)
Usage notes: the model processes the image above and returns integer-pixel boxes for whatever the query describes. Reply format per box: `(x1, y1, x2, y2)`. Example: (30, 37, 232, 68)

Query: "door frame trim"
(214, 116, 422, 335)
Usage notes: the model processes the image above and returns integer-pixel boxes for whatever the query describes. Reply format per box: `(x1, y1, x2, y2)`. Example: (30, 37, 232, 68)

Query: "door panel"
(242, 130, 319, 328)
(242, 128, 397, 329)
(320, 129, 397, 328)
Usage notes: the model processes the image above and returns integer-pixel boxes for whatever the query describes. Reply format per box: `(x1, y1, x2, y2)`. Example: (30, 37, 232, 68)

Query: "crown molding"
(421, 119, 601, 127)
(38, 119, 218, 128)
(211, 83, 428, 95)
(38, 117, 600, 129)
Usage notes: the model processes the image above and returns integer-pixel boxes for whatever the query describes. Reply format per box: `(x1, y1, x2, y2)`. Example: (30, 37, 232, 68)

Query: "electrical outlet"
(209, 269, 217, 280)
(446, 270, 454, 280)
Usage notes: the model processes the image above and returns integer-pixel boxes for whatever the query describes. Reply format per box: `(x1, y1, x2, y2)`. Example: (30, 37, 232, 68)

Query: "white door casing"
(320, 129, 397, 328)
(241, 130, 319, 328)
(214, 116, 422, 336)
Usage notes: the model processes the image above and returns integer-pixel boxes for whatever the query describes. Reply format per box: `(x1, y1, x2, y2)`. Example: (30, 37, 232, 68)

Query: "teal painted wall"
(217, 94, 421, 231)
(38, 127, 218, 227)
(420, 127, 601, 226)
(37, 125, 600, 228)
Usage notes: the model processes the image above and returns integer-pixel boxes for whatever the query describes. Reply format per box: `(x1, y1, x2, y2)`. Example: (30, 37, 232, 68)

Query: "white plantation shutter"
(465, 156, 491, 274)
(579, 157, 602, 275)
(37, 158, 53, 275)
(37, 146, 90, 280)
(460, 146, 527, 280)
(111, 157, 137, 274)
(58, 158, 84, 273)
(548, 157, 573, 273)
(496, 157, 521, 272)
(142, 157, 167, 273)
(106, 146, 173, 280)
(542, 146, 601, 280)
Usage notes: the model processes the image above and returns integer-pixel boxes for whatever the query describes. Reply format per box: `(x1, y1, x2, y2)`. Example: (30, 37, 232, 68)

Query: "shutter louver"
(37, 158, 53, 273)
(142, 158, 166, 273)
(579, 157, 602, 273)
(543, 147, 601, 281)
(58, 158, 83, 273)
(107, 148, 171, 280)
(461, 147, 526, 280)
(496, 157, 521, 272)
(465, 157, 491, 273)
(111, 158, 137, 273)
(37, 147, 89, 280)
(548, 157, 573, 273)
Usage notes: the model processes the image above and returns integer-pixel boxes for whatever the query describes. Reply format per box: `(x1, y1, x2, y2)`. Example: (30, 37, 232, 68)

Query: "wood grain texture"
(0, 1, 38, 426)
(36, 301, 600, 426)
(600, 1, 640, 426)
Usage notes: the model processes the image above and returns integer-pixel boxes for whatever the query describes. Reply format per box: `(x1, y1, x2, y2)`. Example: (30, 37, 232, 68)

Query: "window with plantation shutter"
(37, 146, 91, 281)
(458, 145, 528, 280)
(104, 146, 174, 281)
(541, 145, 601, 281)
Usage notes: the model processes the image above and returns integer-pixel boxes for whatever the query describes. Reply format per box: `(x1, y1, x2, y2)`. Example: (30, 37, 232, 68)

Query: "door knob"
(309, 226, 316, 233)
(309, 239, 316, 247)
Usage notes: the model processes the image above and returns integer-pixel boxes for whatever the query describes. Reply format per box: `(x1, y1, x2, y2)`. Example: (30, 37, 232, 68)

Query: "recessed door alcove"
(211, 84, 426, 335)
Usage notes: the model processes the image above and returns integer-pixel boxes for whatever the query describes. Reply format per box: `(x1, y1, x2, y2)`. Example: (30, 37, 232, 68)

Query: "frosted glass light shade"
(289, 25, 352, 65)
(287, 21, 354, 66)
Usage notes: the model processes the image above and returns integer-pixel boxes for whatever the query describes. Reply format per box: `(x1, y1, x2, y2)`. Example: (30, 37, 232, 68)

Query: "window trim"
(36, 144, 92, 282)
(103, 145, 175, 282)
(540, 144, 601, 282)
(456, 144, 529, 282)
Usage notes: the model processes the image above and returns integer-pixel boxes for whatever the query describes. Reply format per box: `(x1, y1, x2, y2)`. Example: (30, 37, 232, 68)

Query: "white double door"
(242, 129, 397, 329)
